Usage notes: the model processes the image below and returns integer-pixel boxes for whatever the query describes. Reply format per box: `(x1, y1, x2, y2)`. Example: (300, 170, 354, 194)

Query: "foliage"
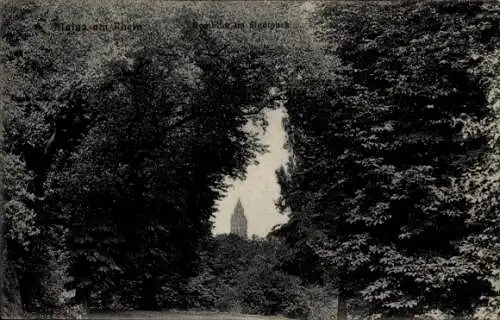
(184, 235, 312, 318)
(237, 266, 304, 316)
(1, 0, 296, 312)
(465, 44, 500, 320)
(297, 285, 338, 320)
(460, 47, 500, 293)
(0, 0, 311, 312)
(473, 295, 500, 320)
(3, 0, 498, 318)
(0, 252, 22, 318)
(3, 153, 37, 249)
(275, 1, 500, 318)
(0, 0, 103, 311)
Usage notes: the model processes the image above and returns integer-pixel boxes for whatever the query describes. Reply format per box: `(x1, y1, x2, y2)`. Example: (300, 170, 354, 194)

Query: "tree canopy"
(275, 1, 500, 318)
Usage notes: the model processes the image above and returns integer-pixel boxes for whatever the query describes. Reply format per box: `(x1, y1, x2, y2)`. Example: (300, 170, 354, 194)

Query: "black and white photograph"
(1, 1, 499, 319)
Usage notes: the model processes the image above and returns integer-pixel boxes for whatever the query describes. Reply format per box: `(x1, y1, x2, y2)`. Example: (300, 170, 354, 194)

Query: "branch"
(43, 131, 56, 155)
(164, 90, 284, 131)
(241, 90, 286, 116)
(163, 112, 200, 132)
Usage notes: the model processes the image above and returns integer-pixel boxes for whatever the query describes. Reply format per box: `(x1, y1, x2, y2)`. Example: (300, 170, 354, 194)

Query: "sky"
(212, 108, 290, 237)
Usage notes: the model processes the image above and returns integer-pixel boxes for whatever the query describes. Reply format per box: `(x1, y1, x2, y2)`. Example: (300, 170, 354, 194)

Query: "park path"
(86, 310, 293, 320)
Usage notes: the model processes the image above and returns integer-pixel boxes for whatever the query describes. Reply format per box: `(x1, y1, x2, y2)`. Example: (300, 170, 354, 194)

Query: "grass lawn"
(86, 310, 294, 320)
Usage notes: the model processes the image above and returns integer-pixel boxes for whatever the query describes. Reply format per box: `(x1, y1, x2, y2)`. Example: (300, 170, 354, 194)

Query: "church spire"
(235, 197, 243, 211)
(230, 197, 247, 238)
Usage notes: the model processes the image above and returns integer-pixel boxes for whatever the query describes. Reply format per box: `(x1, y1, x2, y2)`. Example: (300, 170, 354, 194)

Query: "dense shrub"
(473, 295, 500, 320)
(237, 265, 304, 316)
(214, 284, 243, 314)
(183, 272, 220, 311)
(298, 286, 338, 320)
(182, 234, 338, 319)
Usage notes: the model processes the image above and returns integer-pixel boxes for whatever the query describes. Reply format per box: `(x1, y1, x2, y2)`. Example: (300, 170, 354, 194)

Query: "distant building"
(230, 198, 248, 238)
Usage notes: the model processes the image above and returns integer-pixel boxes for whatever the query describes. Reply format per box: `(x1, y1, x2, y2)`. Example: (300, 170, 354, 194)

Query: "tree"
(0, 38, 22, 319)
(275, 1, 500, 318)
(0, 0, 112, 310)
(0, 0, 343, 314)
(32, 2, 290, 310)
(461, 46, 500, 314)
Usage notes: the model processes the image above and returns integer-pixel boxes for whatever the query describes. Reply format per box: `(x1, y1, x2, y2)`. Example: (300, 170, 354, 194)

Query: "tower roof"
(231, 197, 247, 238)
(235, 197, 243, 210)
(232, 197, 247, 220)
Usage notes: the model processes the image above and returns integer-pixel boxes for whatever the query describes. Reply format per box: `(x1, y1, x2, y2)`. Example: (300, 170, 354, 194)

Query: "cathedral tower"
(230, 198, 247, 238)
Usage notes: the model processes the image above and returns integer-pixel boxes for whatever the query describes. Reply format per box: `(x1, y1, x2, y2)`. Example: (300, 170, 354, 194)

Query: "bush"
(183, 272, 219, 310)
(182, 235, 341, 318)
(52, 304, 88, 319)
(473, 295, 500, 320)
(216, 284, 243, 314)
(236, 266, 306, 317)
(414, 310, 454, 320)
(22, 304, 87, 320)
(305, 286, 337, 320)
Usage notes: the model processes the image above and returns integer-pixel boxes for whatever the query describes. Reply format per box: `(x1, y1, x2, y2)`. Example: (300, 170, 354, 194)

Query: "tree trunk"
(1, 256, 22, 317)
(337, 290, 348, 320)
(74, 286, 91, 307)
